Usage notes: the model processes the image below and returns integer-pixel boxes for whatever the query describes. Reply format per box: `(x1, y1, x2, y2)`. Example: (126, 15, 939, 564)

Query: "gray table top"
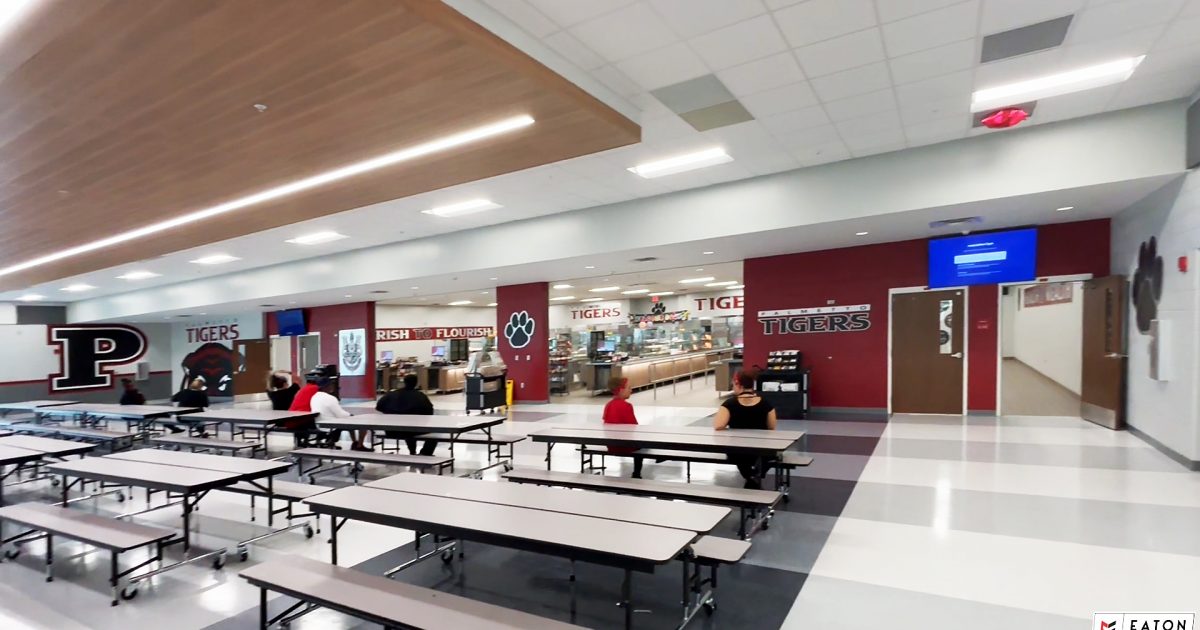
(305, 485, 695, 567)
(321, 414, 503, 433)
(366, 473, 729, 533)
(106, 449, 290, 478)
(504, 469, 781, 507)
(43, 403, 200, 418)
(0, 400, 78, 411)
(558, 423, 805, 442)
(47, 457, 241, 493)
(0, 502, 174, 551)
(240, 556, 586, 630)
(529, 427, 795, 454)
(185, 409, 319, 424)
(0, 444, 45, 465)
(0, 435, 97, 456)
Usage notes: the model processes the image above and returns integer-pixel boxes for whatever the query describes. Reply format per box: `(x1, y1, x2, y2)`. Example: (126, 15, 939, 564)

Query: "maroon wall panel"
(265, 302, 376, 400)
(496, 283, 549, 403)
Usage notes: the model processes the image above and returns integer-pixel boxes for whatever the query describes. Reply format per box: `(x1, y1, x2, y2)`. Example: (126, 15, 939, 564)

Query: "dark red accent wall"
(496, 283, 549, 403)
(265, 302, 375, 400)
(744, 219, 1110, 412)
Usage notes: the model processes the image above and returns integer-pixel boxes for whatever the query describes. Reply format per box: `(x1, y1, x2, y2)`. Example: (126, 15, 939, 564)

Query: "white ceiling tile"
(648, 0, 767, 38)
(569, 3, 680, 62)
(889, 39, 977, 85)
(1032, 84, 1120, 122)
(776, 123, 843, 149)
(835, 108, 904, 137)
(766, 0, 806, 9)
(1068, 0, 1185, 43)
(973, 48, 1064, 87)
(592, 65, 644, 98)
(823, 88, 901, 121)
(758, 105, 832, 133)
(484, 0, 560, 37)
(980, 0, 1083, 34)
(798, 142, 853, 166)
(1137, 42, 1200, 77)
(544, 30, 608, 70)
(1182, 0, 1200, 16)
(895, 70, 973, 110)
(900, 94, 970, 124)
(526, 0, 633, 27)
(774, 0, 877, 48)
(716, 52, 806, 96)
(738, 81, 820, 118)
(1154, 15, 1200, 50)
(904, 116, 970, 142)
(882, 1, 980, 57)
(795, 28, 887, 77)
(1108, 67, 1200, 109)
(810, 62, 893, 102)
(848, 137, 907, 157)
(689, 14, 788, 70)
(703, 120, 777, 147)
(741, 150, 803, 176)
(878, 0, 969, 23)
(640, 112, 701, 142)
(615, 42, 710, 90)
(1061, 25, 1163, 65)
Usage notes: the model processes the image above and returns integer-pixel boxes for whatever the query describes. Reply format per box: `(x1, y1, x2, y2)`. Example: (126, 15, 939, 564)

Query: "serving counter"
(424, 364, 468, 393)
(585, 349, 735, 395)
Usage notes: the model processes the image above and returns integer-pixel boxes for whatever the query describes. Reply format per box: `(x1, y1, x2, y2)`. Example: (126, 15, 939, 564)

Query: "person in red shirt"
(603, 377, 643, 478)
(286, 379, 322, 446)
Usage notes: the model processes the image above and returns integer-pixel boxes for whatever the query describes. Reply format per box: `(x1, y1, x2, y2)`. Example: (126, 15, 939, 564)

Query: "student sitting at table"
(713, 367, 777, 489)
(603, 376, 643, 479)
(375, 374, 437, 456)
(119, 378, 145, 405)
(287, 377, 328, 448)
(169, 377, 210, 435)
(267, 371, 300, 411)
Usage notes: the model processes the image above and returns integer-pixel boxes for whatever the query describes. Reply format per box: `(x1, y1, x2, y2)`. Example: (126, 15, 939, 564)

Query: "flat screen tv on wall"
(276, 309, 307, 336)
(928, 228, 1038, 288)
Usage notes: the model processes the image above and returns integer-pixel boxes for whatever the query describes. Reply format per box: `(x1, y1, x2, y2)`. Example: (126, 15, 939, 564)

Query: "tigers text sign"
(758, 304, 871, 335)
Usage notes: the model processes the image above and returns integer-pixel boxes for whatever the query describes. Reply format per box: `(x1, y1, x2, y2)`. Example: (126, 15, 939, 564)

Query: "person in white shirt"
(309, 379, 370, 451)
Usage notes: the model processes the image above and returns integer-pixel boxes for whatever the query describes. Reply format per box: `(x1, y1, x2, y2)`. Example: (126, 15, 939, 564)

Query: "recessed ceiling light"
(590, 286, 620, 292)
(422, 199, 502, 218)
(550, 296, 576, 301)
(855, 231, 869, 236)
(628, 147, 733, 179)
(0, 115, 534, 279)
(584, 266, 596, 270)
(702, 251, 715, 255)
(410, 286, 419, 290)
(1056, 206, 1074, 212)
(971, 57, 1144, 112)
(728, 284, 745, 290)
(489, 277, 498, 281)
(680, 276, 715, 284)
(288, 301, 297, 304)
(117, 270, 161, 280)
(286, 231, 348, 245)
(648, 291, 675, 296)
(344, 294, 352, 298)
(15, 293, 44, 301)
(487, 302, 498, 307)
(621, 289, 650, 295)
(448, 300, 473, 306)
(60, 284, 96, 292)
(553, 284, 573, 289)
(695, 268, 704, 271)
(579, 297, 604, 302)
(190, 254, 240, 265)
(705, 281, 738, 287)
(480, 291, 490, 295)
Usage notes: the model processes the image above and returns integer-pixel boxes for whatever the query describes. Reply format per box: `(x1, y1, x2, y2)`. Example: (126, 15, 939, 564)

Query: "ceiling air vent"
(259, 304, 277, 308)
(632, 257, 658, 263)
(929, 216, 984, 229)
(369, 290, 389, 294)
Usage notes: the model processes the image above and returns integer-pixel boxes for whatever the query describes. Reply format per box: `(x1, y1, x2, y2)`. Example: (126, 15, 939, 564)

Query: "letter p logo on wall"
(48, 325, 147, 392)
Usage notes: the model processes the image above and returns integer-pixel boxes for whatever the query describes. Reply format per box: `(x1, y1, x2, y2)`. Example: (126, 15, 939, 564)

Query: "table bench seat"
(240, 556, 585, 630)
(582, 447, 813, 499)
(692, 535, 750, 565)
(410, 432, 525, 461)
(12, 424, 135, 450)
(152, 435, 261, 456)
(290, 448, 453, 482)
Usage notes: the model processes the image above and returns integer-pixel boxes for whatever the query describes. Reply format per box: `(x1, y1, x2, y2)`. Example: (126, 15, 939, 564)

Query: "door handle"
(951, 352, 963, 358)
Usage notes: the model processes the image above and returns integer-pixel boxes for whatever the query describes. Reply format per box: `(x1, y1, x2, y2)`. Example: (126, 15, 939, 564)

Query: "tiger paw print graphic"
(1132, 236, 1163, 334)
(504, 311, 536, 349)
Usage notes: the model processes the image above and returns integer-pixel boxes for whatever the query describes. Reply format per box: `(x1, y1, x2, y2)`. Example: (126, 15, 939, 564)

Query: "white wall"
(375, 305, 495, 362)
(0, 323, 173, 383)
(1000, 289, 1017, 358)
(1112, 172, 1200, 464)
(1008, 283, 1083, 394)
(0, 304, 16, 325)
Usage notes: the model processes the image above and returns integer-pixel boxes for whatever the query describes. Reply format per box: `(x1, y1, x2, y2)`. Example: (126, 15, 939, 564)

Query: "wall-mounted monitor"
(928, 228, 1037, 288)
(431, 345, 446, 358)
(276, 309, 307, 336)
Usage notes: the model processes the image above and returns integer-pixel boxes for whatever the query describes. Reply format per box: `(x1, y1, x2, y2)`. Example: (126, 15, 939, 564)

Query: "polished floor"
(1001, 358, 1083, 417)
(0, 396, 1194, 629)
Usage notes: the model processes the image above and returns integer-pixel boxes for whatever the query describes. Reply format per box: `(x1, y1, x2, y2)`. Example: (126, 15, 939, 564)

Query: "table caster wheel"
(703, 601, 715, 615)
(4, 548, 20, 560)
(115, 492, 125, 503)
(304, 524, 315, 539)
(237, 545, 249, 562)
(50, 478, 60, 487)
(440, 549, 454, 564)
(121, 586, 138, 601)
(212, 553, 226, 570)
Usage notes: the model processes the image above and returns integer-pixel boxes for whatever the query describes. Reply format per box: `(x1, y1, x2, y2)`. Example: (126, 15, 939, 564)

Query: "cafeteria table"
(321, 414, 505, 456)
(178, 409, 319, 442)
(38, 403, 201, 436)
(0, 435, 96, 505)
(0, 400, 77, 418)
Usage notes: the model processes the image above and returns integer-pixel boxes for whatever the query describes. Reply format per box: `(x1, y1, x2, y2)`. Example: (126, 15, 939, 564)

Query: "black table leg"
(182, 492, 193, 552)
(266, 476, 274, 527)
(622, 569, 633, 629)
(259, 587, 267, 630)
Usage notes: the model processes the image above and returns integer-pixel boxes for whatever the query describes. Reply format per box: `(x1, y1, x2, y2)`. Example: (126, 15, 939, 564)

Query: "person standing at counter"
(603, 377, 643, 479)
(375, 374, 437, 456)
(713, 368, 777, 489)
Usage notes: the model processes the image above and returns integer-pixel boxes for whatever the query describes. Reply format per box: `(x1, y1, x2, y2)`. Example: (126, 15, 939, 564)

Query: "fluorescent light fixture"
(116, 270, 161, 280)
(1056, 206, 1074, 212)
(410, 286, 420, 290)
(590, 286, 620, 292)
(621, 289, 650, 295)
(422, 199, 501, 218)
(855, 231, 869, 236)
(487, 302, 498, 307)
(702, 251, 715, 255)
(550, 296, 576, 301)
(648, 291, 675, 296)
(705, 281, 738, 287)
(584, 266, 596, 270)
(580, 297, 604, 302)
(447, 300, 473, 306)
(552, 284, 573, 289)
(190, 254, 241, 265)
(0, 115, 534, 278)
(286, 231, 348, 245)
(628, 147, 732, 178)
(15, 293, 44, 301)
(729, 284, 745, 290)
(60, 283, 96, 292)
(679, 276, 715, 284)
(971, 57, 1144, 112)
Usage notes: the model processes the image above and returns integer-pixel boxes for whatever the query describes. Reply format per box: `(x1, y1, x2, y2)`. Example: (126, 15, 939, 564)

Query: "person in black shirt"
(375, 374, 436, 455)
(119, 378, 146, 405)
(714, 368, 777, 489)
(267, 372, 300, 411)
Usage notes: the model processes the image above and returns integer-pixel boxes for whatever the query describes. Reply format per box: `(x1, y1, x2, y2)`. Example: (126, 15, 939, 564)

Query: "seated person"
(119, 378, 146, 405)
(714, 368, 777, 489)
(375, 374, 437, 456)
(287, 377, 325, 447)
(309, 378, 369, 451)
(267, 372, 300, 411)
(603, 376, 643, 478)
(169, 377, 210, 435)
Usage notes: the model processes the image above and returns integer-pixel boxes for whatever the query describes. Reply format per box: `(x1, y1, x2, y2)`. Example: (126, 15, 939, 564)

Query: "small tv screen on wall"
(928, 228, 1037, 288)
(276, 309, 307, 336)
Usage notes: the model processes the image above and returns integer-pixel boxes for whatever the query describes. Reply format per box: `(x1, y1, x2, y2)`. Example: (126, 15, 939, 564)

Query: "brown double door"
(892, 290, 965, 414)
(233, 339, 271, 397)
(1080, 276, 1127, 429)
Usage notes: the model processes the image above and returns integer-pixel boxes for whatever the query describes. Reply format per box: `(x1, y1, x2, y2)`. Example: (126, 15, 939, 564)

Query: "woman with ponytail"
(713, 367, 776, 489)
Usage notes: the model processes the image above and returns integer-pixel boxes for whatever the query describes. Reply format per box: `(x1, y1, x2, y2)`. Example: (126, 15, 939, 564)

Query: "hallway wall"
(1009, 283, 1084, 395)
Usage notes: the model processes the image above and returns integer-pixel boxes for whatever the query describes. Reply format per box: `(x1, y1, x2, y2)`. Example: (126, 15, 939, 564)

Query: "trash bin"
(506, 379, 514, 407)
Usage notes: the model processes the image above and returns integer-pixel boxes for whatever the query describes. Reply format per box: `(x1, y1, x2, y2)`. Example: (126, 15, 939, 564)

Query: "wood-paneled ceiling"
(0, 0, 639, 291)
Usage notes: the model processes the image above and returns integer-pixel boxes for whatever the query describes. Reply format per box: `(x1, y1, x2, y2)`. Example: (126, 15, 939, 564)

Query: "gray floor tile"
(740, 511, 838, 574)
(874, 437, 1184, 471)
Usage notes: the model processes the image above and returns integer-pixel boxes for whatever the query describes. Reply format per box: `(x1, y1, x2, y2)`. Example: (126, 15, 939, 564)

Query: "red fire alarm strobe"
(981, 108, 1030, 129)
(1179, 255, 1188, 273)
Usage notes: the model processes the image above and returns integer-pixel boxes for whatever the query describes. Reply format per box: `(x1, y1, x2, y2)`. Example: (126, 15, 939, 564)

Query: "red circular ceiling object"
(981, 108, 1030, 129)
